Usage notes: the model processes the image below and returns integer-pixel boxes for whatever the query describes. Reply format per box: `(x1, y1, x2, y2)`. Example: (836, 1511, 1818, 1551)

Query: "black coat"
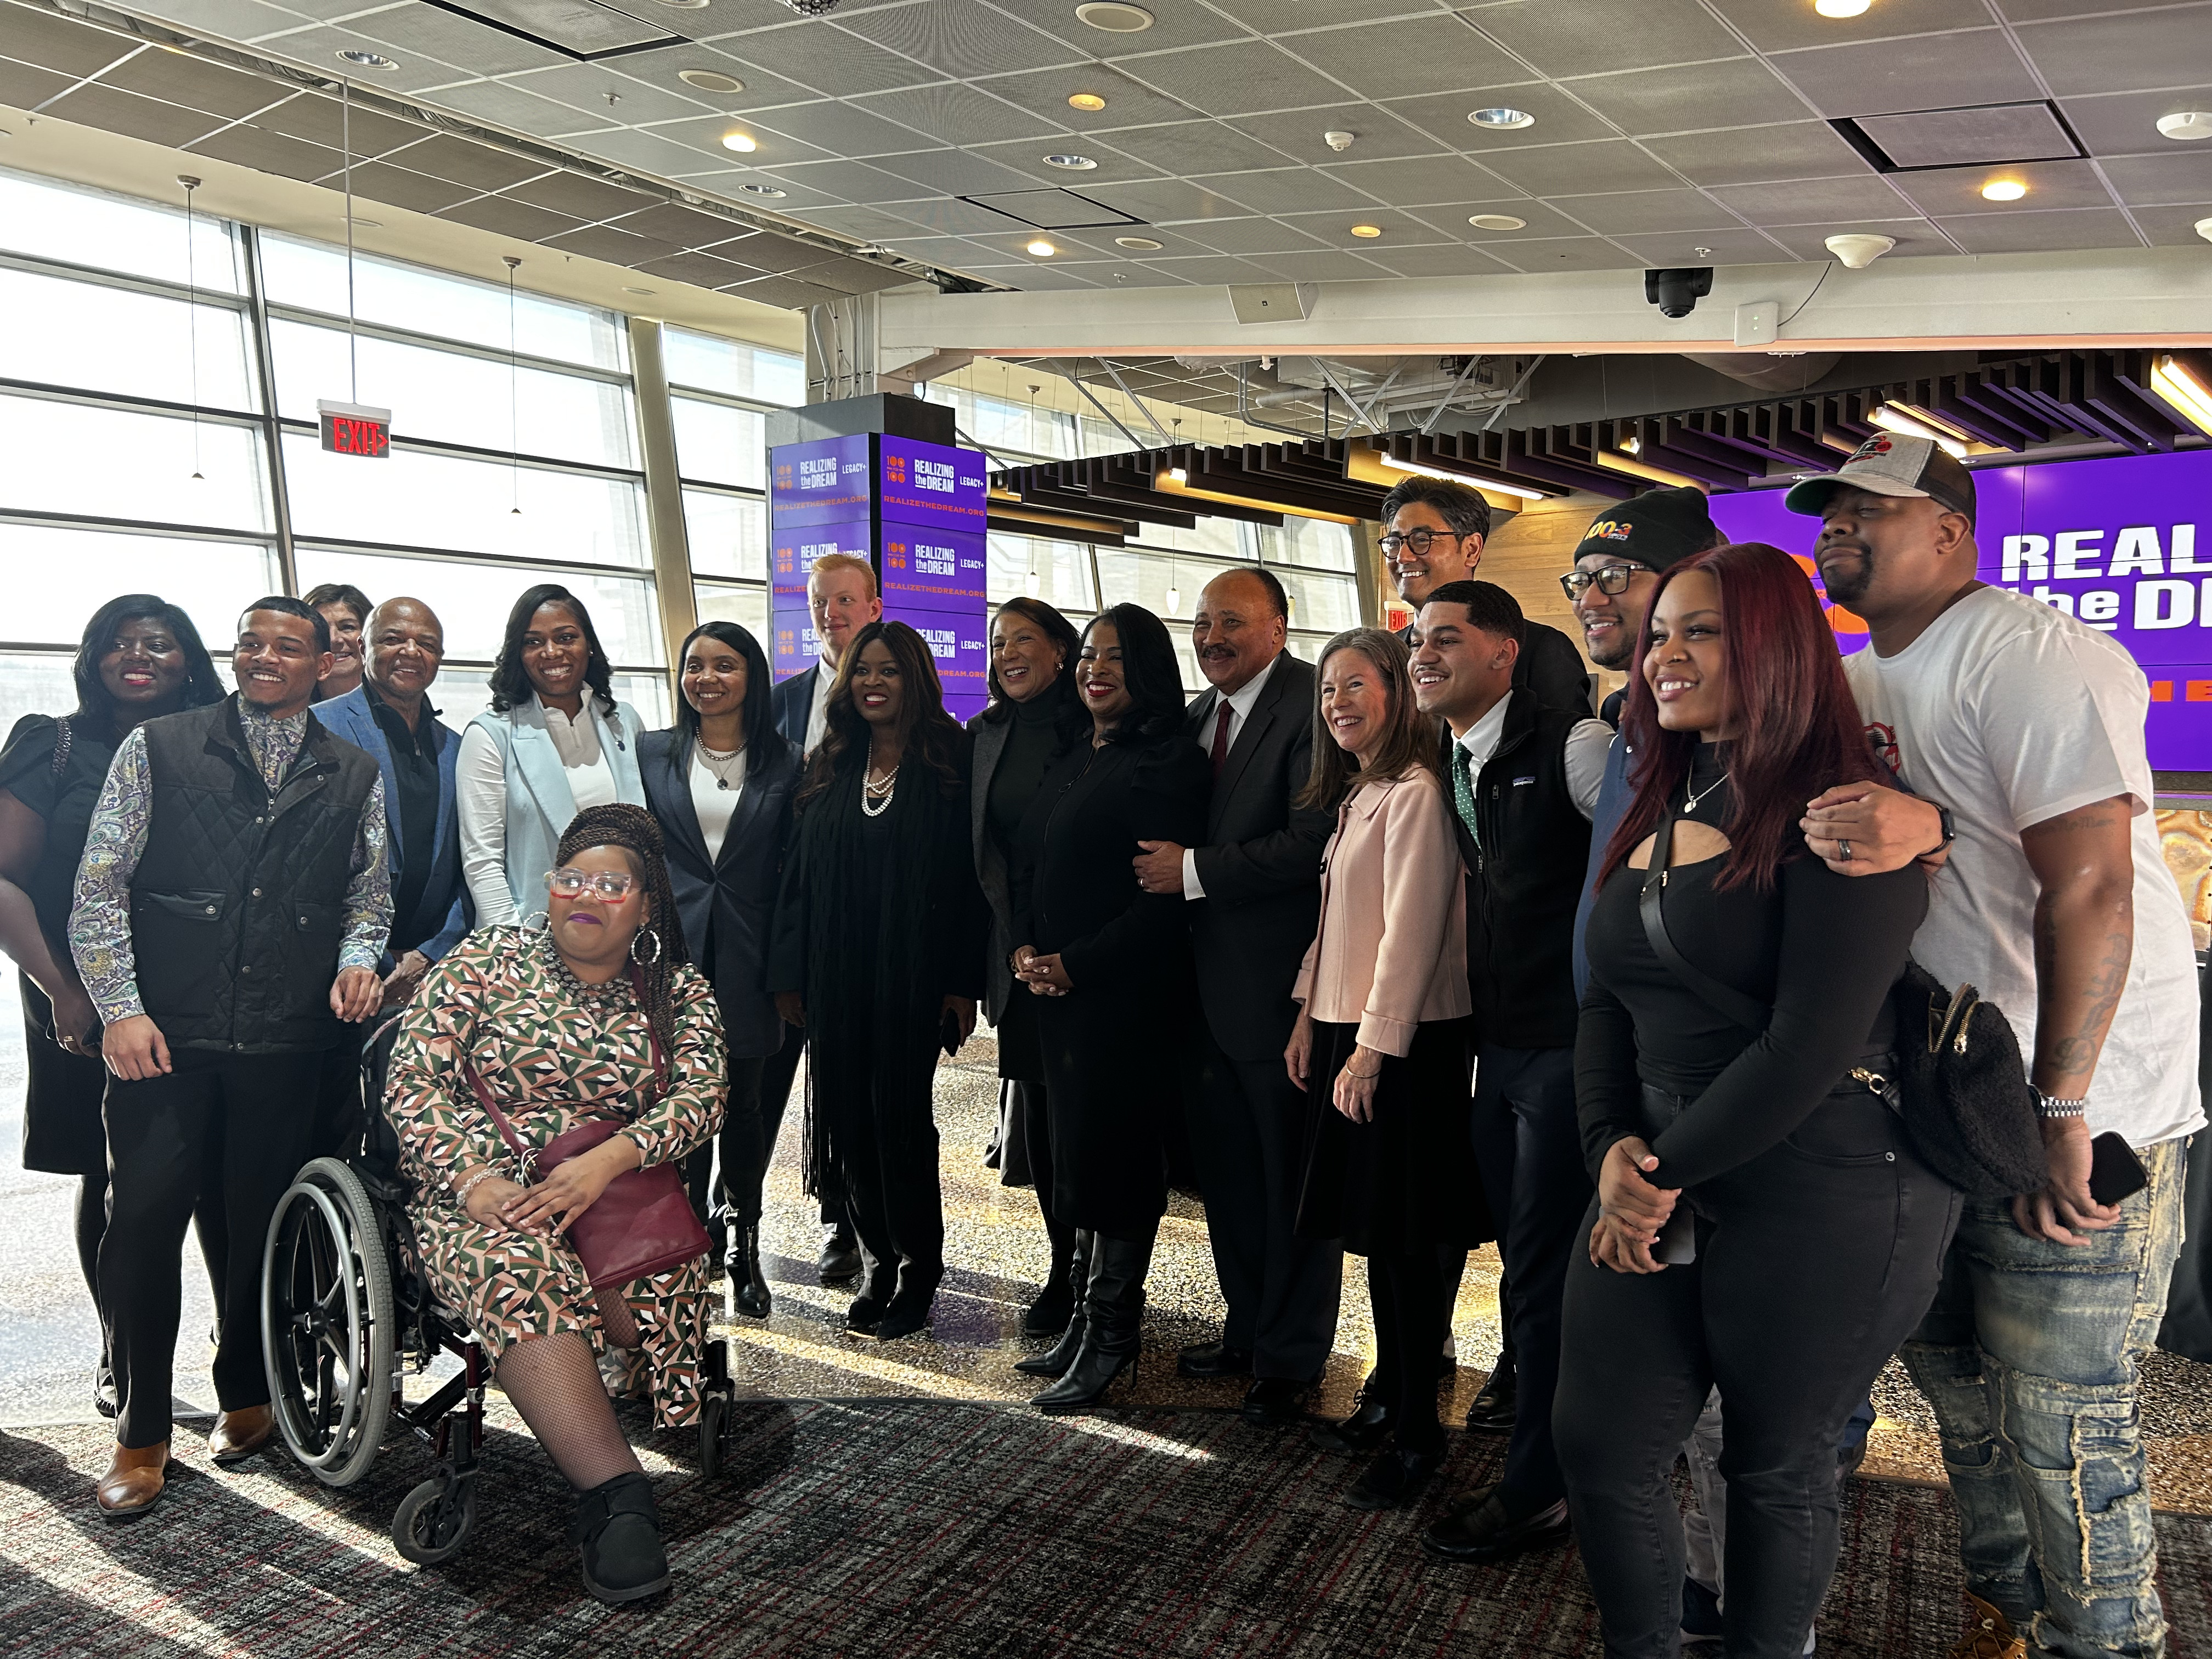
(770, 665, 817, 750)
(1182, 654, 1335, 1063)
(639, 726, 799, 1061)
(1012, 732, 1211, 1237)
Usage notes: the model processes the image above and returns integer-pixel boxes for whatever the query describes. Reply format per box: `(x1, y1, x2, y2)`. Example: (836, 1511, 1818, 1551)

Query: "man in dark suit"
(766, 550, 881, 1281)
(770, 551, 882, 750)
(1409, 579, 1611, 1568)
(1132, 566, 1341, 1424)
(1381, 476, 1592, 718)
(312, 596, 469, 1155)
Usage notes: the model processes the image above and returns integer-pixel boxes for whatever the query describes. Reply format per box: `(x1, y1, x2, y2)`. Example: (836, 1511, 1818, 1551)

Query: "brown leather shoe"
(96, 1442, 168, 1519)
(1945, 1593, 2028, 1659)
(208, 1405, 275, 1465)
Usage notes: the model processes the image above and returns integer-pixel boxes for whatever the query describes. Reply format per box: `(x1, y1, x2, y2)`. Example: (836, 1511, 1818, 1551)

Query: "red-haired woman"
(1554, 543, 1957, 1657)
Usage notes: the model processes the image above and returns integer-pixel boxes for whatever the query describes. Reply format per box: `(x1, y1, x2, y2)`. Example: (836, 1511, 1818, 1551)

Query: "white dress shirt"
(1453, 696, 1612, 822)
(803, 648, 838, 755)
(1182, 651, 1283, 900)
(688, 743, 744, 864)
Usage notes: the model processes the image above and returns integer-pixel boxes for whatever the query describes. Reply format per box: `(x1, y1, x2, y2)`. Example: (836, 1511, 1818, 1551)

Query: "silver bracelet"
(451, 1168, 498, 1209)
(2036, 1092, 2089, 1120)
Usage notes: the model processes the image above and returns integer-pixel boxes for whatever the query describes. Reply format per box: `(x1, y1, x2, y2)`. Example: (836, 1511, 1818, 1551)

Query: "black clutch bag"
(1882, 963, 2049, 1201)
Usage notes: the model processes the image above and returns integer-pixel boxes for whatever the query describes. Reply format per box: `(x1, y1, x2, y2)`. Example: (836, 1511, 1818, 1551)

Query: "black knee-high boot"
(1032, 1231, 1152, 1412)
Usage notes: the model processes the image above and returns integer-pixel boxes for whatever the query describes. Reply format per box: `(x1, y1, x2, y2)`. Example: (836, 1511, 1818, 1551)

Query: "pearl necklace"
(863, 753, 899, 817)
(696, 736, 744, 791)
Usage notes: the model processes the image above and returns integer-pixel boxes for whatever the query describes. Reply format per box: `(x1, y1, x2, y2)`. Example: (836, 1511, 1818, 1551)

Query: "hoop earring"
(630, 927, 661, 966)
(522, 911, 550, 930)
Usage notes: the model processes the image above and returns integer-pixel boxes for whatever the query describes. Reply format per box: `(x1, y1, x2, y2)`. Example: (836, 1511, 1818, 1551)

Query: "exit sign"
(318, 399, 391, 459)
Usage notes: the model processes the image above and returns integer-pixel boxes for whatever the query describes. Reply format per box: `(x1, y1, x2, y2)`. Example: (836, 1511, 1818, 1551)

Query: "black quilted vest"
(129, 698, 381, 1054)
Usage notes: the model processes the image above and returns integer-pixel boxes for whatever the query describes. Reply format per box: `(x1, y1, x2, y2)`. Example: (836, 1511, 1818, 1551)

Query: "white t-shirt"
(1844, 585, 2202, 1148)
(688, 743, 744, 864)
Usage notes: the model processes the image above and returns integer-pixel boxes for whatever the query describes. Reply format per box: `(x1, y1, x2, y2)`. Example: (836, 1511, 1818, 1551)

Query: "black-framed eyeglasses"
(1559, 563, 1647, 600)
(1377, 528, 1467, 559)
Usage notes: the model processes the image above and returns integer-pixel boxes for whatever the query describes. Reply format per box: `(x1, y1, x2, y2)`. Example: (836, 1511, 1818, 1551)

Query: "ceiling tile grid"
(5, 0, 2210, 303)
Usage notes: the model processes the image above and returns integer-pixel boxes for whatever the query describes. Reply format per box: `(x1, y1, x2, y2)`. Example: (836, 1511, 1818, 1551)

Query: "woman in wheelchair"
(385, 804, 727, 1605)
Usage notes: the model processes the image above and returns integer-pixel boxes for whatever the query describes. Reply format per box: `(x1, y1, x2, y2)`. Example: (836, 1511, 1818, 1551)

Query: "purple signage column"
(877, 436, 991, 722)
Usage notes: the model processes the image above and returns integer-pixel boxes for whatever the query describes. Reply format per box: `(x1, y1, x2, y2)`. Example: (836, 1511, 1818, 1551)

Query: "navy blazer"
(639, 725, 799, 1060)
(314, 682, 469, 964)
(770, 664, 817, 751)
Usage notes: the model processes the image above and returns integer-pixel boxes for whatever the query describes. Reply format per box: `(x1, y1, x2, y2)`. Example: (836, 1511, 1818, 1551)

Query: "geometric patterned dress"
(385, 927, 727, 1428)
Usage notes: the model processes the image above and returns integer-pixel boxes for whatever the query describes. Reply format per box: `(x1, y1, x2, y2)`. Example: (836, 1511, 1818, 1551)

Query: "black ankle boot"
(1015, 1232, 1091, 1374)
(733, 1226, 770, 1320)
(571, 1471, 669, 1605)
(1033, 1234, 1151, 1413)
(870, 1265, 940, 1342)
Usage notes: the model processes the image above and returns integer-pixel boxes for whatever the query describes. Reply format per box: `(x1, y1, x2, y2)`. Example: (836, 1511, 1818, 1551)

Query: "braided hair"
(555, 804, 689, 1060)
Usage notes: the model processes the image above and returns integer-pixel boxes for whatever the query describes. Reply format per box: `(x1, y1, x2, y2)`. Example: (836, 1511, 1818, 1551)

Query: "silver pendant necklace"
(696, 736, 743, 791)
(1683, 768, 1731, 815)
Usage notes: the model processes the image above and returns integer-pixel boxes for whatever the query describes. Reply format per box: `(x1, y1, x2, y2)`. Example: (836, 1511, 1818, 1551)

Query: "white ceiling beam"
(881, 248, 2212, 359)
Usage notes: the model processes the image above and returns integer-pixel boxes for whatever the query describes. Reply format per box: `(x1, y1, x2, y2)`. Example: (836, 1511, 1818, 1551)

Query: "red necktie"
(1210, 701, 1233, 778)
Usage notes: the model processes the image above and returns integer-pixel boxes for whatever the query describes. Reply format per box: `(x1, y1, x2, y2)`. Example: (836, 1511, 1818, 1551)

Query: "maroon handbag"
(458, 970, 709, 1290)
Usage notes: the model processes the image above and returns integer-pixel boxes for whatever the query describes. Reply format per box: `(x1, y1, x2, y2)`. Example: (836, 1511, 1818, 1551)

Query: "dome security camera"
(1644, 267, 1713, 320)
(1824, 233, 1897, 269)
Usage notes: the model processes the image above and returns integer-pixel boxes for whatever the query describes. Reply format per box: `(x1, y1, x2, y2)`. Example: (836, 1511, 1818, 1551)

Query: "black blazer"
(770, 664, 817, 751)
(1182, 653, 1335, 1063)
(639, 726, 799, 1060)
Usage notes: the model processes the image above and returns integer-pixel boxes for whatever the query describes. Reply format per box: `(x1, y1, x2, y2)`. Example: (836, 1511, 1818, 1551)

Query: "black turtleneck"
(987, 691, 1065, 860)
(1575, 743, 1927, 1190)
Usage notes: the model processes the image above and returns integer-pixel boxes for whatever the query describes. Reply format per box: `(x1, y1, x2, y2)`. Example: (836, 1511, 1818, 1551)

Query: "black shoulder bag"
(1638, 810, 2048, 1201)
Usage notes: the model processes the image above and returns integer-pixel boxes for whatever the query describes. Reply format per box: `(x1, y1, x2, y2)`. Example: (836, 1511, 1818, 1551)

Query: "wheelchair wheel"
(262, 1157, 395, 1488)
(392, 1474, 477, 1566)
(698, 1391, 729, 1479)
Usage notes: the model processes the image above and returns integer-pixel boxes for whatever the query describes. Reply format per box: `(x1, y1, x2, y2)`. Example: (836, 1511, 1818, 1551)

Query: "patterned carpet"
(5, 1402, 2211, 1658)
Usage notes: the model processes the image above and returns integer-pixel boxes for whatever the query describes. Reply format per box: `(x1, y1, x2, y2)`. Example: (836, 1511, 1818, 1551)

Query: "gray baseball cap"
(1783, 432, 1977, 524)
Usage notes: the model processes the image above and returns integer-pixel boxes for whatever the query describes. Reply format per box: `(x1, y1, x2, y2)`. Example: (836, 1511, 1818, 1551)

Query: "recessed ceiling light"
(738, 182, 788, 198)
(1350, 223, 1383, 238)
(1115, 235, 1163, 250)
(336, 49, 399, 70)
(1075, 2, 1155, 31)
(721, 130, 758, 153)
(1980, 177, 2028, 201)
(679, 69, 746, 93)
(1043, 153, 1098, 170)
(623, 286, 655, 295)
(1026, 239, 1058, 256)
(1068, 92, 1107, 111)
(1813, 0, 1873, 15)
(1468, 106, 1534, 131)
(1467, 213, 1526, 231)
(2157, 111, 2212, 141)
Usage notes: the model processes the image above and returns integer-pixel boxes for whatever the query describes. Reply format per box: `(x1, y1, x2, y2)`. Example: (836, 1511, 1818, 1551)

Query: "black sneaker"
(571, 1471, 670, 1606)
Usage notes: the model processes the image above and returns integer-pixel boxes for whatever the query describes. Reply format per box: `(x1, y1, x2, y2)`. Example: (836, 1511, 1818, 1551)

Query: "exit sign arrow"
(318, 399, 392, 459)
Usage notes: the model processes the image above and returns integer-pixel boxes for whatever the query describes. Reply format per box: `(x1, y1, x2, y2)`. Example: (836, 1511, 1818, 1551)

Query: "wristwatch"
(1918, 802, 1957, 860)
(2036, 1091, 2089, 1120)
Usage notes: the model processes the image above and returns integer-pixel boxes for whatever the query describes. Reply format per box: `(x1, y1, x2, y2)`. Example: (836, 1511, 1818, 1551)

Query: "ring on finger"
(1838, 838, 1854, 862)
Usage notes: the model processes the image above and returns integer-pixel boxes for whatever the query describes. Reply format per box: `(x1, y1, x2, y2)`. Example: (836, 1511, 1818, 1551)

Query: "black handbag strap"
(1638, 810, 1771, 1033)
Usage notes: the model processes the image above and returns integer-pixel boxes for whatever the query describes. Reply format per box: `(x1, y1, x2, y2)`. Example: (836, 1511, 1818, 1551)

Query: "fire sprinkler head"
(1824, 232, 1897, 269)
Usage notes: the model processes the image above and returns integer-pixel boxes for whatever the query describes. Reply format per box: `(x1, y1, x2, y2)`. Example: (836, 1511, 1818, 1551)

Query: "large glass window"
(0, 169, 243, 291)
(671, 396, 765, 491)
(663, 329, 801, 404)
(294, 548, 663, 670)
(683, 490, 767, 582)
(0, 266, 257, 413)
(0, 524, 276, 653)
(987, 533, 1096, 616)
(0, 392, 271, 531)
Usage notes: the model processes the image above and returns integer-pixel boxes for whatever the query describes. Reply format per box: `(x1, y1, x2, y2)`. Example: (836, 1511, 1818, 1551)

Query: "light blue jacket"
(460, 693, 647, 925)
(314, 683, 470, 964)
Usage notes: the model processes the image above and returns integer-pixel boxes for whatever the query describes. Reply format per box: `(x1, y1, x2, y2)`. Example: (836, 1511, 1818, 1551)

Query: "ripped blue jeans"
(1902, 1136, 2188, 1659)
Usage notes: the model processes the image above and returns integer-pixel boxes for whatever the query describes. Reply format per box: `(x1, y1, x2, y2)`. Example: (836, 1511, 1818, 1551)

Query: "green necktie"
(1453, 744, 1480, 851)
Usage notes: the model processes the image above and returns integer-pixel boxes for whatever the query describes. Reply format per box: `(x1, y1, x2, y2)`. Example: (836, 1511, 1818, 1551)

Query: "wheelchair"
(258, 1023, 742, 1565)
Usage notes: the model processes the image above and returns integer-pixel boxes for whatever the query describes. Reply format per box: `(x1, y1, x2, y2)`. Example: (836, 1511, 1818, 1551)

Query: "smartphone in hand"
(2088, 1131, 2148, 1207)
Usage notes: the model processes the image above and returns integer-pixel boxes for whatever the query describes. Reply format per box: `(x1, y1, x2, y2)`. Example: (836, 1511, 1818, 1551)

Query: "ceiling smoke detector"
(1075, 3, 1155, 31)
(2198, 215, 2212, 244)
(1824, 232, 1896, 268)
(2157, 111, 2212, 141)
(1324, 130, 1355, 151)
(679, 69, 746, 93)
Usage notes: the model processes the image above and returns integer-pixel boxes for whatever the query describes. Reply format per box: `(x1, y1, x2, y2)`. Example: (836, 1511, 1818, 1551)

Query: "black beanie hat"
(1572, 485, 1717, 573)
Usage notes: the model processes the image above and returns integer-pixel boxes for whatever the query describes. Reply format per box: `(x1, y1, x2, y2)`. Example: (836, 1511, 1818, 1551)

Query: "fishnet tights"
(494, 1299, 643, 1491)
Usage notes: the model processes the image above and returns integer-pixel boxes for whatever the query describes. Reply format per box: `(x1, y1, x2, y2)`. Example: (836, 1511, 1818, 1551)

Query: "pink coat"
(1293, 770, 1470, 1057)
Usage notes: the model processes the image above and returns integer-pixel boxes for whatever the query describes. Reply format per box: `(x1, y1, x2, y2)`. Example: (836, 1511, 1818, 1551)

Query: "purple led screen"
(878, 435, 986, 534)
(881, 527, 986, 615)
(891, 602, 989, 723)
(771, 520, 872, 612)
(1708, 447, 2212, 771)
(770, 434, 871, 528)
(770, 589, 821, 684)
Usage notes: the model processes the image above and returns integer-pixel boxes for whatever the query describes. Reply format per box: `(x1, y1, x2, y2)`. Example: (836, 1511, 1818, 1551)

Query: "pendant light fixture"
(178, 173, 204, 480)
(503, 255, 522, 515)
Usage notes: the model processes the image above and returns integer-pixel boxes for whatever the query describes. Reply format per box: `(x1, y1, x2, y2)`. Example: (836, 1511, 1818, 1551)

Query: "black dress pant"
(1467, 1042, 1588, 1513)
(101, 1047, 323, 1449)
(1553, 1087, 1960, 1658)
(759, 1021, 848, 1229)
(705, 1054, 770, 1226)
(309, 1024, 366, 1161)
(1184, 1028, 1342, 1381)
(835, 1038, 945, 1298)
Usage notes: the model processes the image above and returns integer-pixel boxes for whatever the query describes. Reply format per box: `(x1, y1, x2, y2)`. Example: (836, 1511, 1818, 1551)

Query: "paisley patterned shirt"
(68, 701, 391, 1024)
